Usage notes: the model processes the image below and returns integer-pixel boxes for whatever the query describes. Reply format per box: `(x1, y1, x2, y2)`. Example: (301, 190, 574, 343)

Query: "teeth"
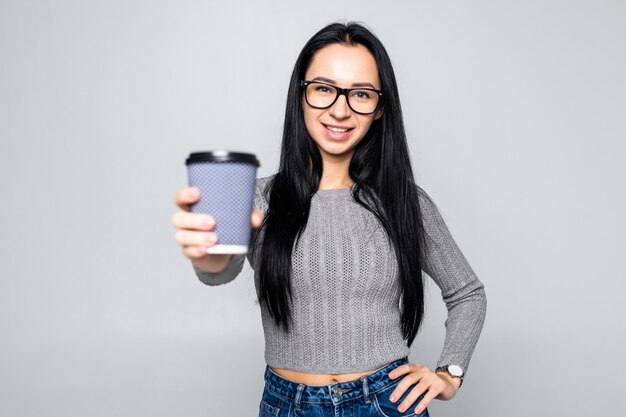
(326, 125, 349, 133)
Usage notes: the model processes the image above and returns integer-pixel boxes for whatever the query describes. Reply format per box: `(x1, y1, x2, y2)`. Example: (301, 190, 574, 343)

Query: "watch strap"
(435, 366, 464, 388)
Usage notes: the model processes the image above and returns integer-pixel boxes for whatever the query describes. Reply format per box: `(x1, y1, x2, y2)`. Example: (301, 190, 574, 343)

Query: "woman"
(172, 21, 487, 416)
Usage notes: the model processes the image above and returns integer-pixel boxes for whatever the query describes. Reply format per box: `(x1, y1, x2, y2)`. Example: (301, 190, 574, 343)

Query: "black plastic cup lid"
(185, 150, 260, 166)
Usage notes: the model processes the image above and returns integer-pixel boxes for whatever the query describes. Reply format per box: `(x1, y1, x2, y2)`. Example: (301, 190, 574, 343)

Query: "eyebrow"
(311, 76, 377, 89)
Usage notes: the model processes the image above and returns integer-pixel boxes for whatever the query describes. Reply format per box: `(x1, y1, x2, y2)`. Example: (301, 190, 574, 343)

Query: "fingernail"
(389, 372, 395, 378)
(389, 395, 396, 402)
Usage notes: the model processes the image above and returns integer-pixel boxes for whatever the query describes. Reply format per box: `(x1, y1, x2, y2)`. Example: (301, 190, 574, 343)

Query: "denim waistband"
(263, 356, 409, 405)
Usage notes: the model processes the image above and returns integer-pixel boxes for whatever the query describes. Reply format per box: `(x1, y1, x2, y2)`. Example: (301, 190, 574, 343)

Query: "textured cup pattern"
(187, 161, 257, 247)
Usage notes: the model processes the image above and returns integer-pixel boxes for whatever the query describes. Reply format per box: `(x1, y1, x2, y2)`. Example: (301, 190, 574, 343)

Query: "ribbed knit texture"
(193, 174, 487, 374)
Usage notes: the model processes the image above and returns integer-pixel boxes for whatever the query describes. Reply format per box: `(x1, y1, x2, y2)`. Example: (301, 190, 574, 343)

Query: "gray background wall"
(1, 0, 624, 416)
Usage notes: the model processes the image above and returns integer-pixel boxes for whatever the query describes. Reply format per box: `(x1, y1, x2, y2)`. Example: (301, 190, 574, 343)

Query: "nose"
(329, 93, 351, 119)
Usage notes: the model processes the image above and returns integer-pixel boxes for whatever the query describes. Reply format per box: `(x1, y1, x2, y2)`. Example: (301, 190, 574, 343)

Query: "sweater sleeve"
(193, 175, 272, 286)
(417, 186, 487, 375)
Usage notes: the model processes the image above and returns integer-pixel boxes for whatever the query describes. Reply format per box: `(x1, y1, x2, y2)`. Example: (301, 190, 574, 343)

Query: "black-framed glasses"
(300, 80, 383, 115)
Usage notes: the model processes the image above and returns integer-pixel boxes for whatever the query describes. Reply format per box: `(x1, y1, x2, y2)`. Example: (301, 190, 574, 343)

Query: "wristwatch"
(435, 365, 464, 388)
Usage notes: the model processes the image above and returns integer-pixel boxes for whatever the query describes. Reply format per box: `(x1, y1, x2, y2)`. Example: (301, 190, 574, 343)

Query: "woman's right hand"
(171, 186, 264, 273)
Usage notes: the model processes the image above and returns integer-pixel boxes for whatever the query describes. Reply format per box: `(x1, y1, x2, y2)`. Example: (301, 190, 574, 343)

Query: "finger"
(171, 211, 216, 231)
(409, 374, 447, 414)
(389, 362, 423, 379)
(173, 187, 201, 210)
(251, 208, 264, 228)
(414, 386, 440, 415)
(397, 380, 432, 414)
(175, 229, 218, 247)
(388, 372, 421, 403)
(388, 364, 409, 379)
(182, 245, 210, 259)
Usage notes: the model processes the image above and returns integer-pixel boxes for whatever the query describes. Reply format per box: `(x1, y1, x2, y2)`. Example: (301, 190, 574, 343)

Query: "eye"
(351, 90, 373, 100)
(314, 85, 333, 93)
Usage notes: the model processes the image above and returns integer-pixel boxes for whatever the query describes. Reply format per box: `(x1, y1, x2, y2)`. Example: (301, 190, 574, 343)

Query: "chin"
(317, 143, 358, 158)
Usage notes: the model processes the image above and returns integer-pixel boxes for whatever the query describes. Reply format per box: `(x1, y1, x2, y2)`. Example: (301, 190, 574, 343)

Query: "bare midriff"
(269, 366, 378, 385)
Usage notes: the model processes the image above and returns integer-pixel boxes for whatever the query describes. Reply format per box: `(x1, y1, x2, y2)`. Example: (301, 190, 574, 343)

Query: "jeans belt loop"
(362, 374, 371, 404)
(294, 383, 305, 411)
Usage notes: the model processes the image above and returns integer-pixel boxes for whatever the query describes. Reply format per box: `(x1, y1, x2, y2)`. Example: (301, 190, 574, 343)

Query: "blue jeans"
(259, 356, 430, 417)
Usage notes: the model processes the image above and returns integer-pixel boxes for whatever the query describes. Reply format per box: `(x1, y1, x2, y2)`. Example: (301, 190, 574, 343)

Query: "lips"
(322, 123, 355, 133)
(321, 122, 355, 140)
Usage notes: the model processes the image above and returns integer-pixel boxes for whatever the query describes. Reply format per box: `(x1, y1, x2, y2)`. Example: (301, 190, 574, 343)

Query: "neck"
(318, 153, 353, 190)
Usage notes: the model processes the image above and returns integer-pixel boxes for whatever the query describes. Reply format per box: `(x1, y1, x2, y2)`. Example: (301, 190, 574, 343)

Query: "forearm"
(193, 253, 233, 273)
(193, 253, 245, 286)
(436, 281, 487, 371)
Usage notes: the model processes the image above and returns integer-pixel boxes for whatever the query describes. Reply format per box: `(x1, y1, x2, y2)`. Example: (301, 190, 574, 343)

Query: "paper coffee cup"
(185, 150, 260, 254)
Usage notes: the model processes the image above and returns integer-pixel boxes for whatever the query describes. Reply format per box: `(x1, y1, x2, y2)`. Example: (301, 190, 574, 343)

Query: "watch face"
(448, 365, 463, 377)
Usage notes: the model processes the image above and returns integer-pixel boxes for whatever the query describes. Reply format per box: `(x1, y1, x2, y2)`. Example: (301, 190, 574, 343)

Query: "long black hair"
(253, 21, 429, 348)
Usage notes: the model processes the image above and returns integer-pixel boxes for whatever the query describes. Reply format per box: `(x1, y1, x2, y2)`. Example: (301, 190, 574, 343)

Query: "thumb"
(250, 208, 264, 228)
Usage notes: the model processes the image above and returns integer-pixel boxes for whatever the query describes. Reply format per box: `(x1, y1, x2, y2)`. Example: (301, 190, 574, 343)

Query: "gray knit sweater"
(193, 174, 487, 374)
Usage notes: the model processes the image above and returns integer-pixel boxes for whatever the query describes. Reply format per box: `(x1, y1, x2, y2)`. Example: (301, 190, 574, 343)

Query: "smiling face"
(302, 43, 384, 162)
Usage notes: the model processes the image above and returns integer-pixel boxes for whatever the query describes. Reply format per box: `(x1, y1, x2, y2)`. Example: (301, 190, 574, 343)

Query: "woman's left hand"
(387, 362, 460, 414)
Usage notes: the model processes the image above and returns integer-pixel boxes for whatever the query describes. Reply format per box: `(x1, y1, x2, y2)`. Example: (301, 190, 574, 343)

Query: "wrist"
(435, 371, 458, 386)
(193, 253, 232, 273)
(434, 371, 460, 400)
(435, 365, 464, 390)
